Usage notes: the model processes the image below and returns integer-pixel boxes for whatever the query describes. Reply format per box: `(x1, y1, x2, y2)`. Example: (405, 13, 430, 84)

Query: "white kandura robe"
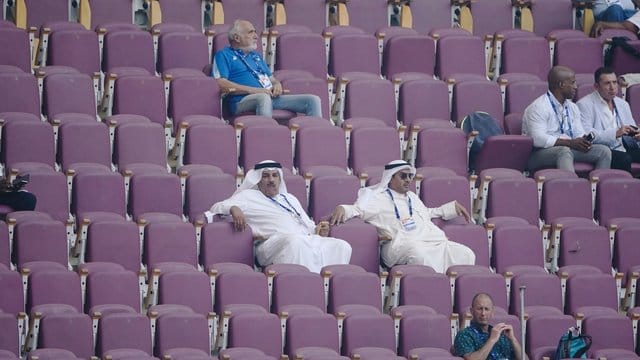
(210, 189, 352, 273)
(341, 188, 475, 273)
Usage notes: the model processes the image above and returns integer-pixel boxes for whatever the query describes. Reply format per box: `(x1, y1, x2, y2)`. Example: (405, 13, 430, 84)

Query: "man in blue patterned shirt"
(453, 293, 526, 360)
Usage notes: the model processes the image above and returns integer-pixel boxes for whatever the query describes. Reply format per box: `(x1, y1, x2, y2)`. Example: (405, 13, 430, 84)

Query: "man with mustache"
(329, 160, 475, 273)
(577, 67, 640, 173)
(211, 19, 322, 118)
(206, 160, 351, 272)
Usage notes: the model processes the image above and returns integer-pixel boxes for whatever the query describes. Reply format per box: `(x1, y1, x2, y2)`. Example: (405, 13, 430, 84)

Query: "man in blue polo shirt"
(454, 293, 526, 360)
(212, 19, 322, 118)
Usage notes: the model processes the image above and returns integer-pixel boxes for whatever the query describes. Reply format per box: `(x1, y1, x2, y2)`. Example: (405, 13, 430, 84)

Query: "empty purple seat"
(14, 219, 68, 270)
(114, 122, 167, 172)
(328, 33, 380, 78)
(157, 31, 209, 77)
(0, 72, 40, 118)
(57, 121, 111, 172)
(328, 219, 380, 273)
(128, 172, 182, 220)
(43, 72, 97, 123)
(112, 75, 168, 128)
(154, 312, 210, 357)
(498, 36, 551, 81)
(415, 128, 468, 177)
(273, 32, 327, 80)
(295, 125, 348, 177)
(199, 222, 253, 270)
(309, 174, 360, 221)
(529, 0, 573, 37)
(0, 28, 32, 73)
(436, 36, 487, 81)
(97, 312, 153, 358)
(83, 219, 140, 272)
(85, 269, 141, 314)
(382, 35, 435, 80)
(343, 78, 396, 128)
(45, 29, 100, 76)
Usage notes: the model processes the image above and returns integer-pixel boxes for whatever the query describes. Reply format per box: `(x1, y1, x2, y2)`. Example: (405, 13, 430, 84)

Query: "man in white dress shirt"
(522, 66, 612, 173)
(577, 67, 640, 172)
(206, 160, 352, 272)
(329, 160, 475, 273)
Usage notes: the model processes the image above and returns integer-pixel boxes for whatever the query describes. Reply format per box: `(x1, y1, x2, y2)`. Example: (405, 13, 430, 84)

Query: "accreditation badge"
(401, 217, 417, 231)
(258, 74, 273, 89)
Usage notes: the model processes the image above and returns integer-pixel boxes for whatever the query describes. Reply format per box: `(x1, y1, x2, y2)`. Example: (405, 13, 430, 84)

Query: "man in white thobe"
(205, 160, 352, 273)
(329, 160, 475, 273)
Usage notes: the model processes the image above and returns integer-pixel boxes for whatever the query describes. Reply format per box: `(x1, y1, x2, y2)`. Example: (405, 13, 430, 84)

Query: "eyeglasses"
(398, 172, 414, 180)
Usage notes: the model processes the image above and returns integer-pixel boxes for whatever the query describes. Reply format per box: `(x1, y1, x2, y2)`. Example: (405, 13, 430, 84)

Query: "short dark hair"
(594, 66, 616, 84)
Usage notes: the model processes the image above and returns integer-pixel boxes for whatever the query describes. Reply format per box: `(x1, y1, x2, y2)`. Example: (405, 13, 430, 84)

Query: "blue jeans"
(235, 93, 322, 117)
(596, 5, 638, 22)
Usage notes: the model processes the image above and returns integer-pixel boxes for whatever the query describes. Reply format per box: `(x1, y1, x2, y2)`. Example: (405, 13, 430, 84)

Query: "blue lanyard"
(612, 101, 625, 149)
(234, 48, 268, 81)
(386, 189, 412, 220)
(547, 92, 574, 138)
(267, 194, 302, 218)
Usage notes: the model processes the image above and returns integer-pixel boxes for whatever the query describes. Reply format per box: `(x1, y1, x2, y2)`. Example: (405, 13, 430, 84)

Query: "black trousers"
(0, 191, 37, 212)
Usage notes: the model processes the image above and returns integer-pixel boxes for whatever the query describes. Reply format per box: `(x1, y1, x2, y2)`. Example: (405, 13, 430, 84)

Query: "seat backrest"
(169, 76, 222, 132)
(272, 271, 325, 313)
(27, 269, 82, 312)
(343, 0, 389, 34)
(505, 79, 548, 115)
(97, 312, 152, 357)
(344, 78, 396, 128)
(329, 33, 380, 77)
(327, 271, 382, 313)
(114, 122, 167, 169)
(14, 220, 68, 269)
(399, 272, 452, 315)
(398, 78, 450, 125)
(471, 0, 513, 37)
(595, 178, 640, 224)
(86, 270, 140, 312)
(47, 29, 101, 75)
(0, 28, 32, 72)
(530, 0, 573, 36)
(58, 121, 111, 171)
(541, 177, 593, 223)
(2, 120, 55, 170)
(420, 175, 471, 215)
(486, 177, 539, 226)
(415, 127, 468, 177)
(409, 0, 452, 33)
(184, 172, 235, 222)
(72, 171, 126, 218)
(86, 220, 140, 272)
(183, 123, 237, 175)
(436, 35, 486, 80)
(103, 29, 155, 74)
(583, 314, 635, 353)
(382, 35, 435, 80)
(275, 32, 327, 80)
(157, 31, 209, 74)
(309, 174, 360, 221)
(44, 71, 98, 120)
(24, 0, 70, 28)
(526, 315, 576, 355)
(113, 75, 167, 127)
(554, 38, 603, 75)
(500, 36, 551, 80)
(280, 0, 326, 33)
(128, 172, 182, 219)
(0, 270, 24, 315)
(295, 126, 347, 174)
(156, 0, 207, 31)
(154, 312, 210, 356)
(214, 270, 269, 313)
(349, 127, 401, 176)
(158, 270, 212, 315)
(558, 225, 611, 274)
(86, 0, 134, 29)
(24, 171, 70, 223)
(509, 273, 562, 314)
(144, 221, 198, 269)
(492, 224, 545, 274)
(443, 224, 490, 268)
(565, 273, 618, 314)
(0, 72, 40, 117)
(200, 221, 254, 269)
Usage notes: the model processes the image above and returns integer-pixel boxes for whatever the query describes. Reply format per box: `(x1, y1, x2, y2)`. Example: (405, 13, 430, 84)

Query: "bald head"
(548, 66, 577, 102)
(548, 66, 575, 91)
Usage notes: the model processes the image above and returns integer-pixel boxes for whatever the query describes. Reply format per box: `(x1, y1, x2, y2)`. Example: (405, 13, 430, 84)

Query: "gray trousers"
(528, 144, 612, 173)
